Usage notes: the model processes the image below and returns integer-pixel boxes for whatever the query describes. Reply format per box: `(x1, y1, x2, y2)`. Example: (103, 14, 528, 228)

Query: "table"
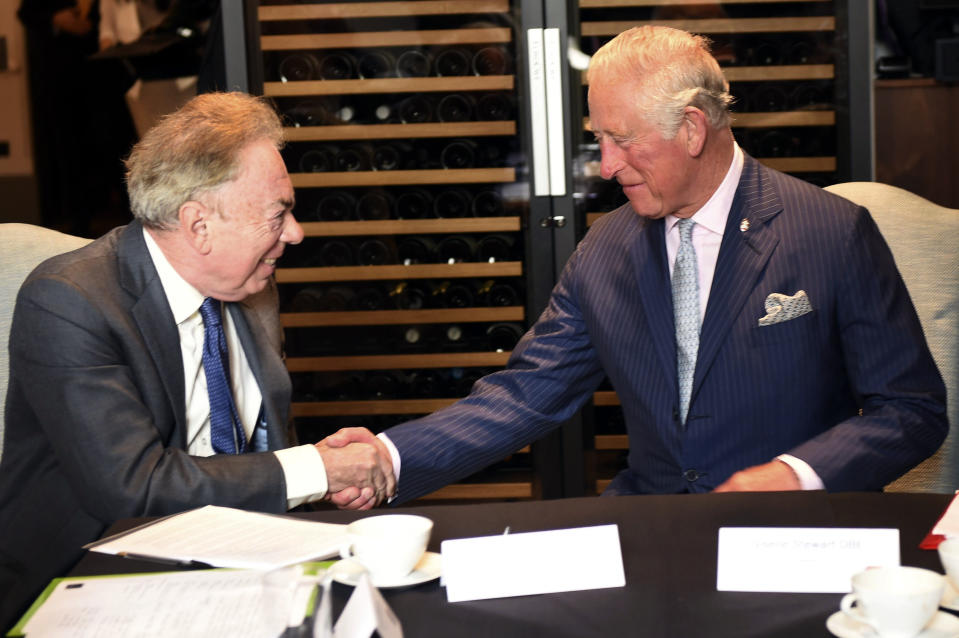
(72, 491, 954, 638)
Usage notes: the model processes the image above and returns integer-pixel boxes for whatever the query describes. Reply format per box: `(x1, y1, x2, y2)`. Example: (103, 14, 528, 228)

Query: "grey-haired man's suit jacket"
(0, 221, 292, 629)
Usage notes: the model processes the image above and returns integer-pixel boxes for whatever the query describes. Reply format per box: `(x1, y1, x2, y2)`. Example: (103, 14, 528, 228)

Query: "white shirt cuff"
(274, 444, 328, 508)
(377, 432, 401, 502)
(776, 454, 825, 491)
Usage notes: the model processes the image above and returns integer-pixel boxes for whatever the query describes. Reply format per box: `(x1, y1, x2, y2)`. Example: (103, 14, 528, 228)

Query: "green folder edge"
(7, 561, 335, 637)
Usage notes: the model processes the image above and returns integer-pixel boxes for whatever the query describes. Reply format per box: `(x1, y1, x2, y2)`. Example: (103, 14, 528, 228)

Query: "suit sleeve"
(385, 247, 607, 503)
(786, 206, 948, 490)
(8, 274, 288, 524)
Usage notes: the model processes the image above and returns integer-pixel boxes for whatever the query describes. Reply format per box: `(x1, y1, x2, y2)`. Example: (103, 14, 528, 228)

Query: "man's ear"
(682, 106, 708, 158)
(179, 200, 214, 256)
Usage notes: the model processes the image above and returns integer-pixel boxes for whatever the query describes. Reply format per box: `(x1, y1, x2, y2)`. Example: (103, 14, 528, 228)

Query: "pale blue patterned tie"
(199, 298, 247, 454)
(673, 218, 700, 426)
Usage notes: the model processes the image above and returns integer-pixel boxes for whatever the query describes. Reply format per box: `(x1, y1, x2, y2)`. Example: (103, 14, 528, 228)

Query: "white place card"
(332, 573, 402, 638)
(716, 527, 900, 593)
(441, 524, 625, 603)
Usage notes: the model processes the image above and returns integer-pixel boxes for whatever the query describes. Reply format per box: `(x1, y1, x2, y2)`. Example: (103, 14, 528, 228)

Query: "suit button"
(683, 469, 700, 482)
(672, 408, 680, 422)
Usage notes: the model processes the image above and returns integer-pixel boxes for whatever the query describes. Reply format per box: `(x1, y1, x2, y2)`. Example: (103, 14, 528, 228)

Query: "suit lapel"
(628, 215, 675, 381)
(118, 222, 188, 446)
(693, 156, 782, 396)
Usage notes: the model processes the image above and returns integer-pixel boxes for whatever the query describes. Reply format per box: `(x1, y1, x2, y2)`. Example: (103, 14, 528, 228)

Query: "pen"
(117, 552, 213, 569)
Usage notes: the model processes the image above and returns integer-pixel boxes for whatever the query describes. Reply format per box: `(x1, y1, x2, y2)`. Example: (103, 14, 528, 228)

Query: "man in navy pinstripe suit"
(328, 26, 947, 506)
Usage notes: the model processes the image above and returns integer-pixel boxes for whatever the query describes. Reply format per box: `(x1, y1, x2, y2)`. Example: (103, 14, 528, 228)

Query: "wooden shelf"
(581, 0, 829, 5)
(299, 217, 521, 237)
(260, 0, 510, 21)
(595, 479, 612, 494)
(758, 156, 836, 172)
(419, 481, 533, 500)
(265, 75, 514, 97)
(291, 167, 516, 188)
(581, 17, 835, 37)
(596, 434, 629, 450)
(593, 390, 620, 406)
(282, 306, 524, 328)
(582, 65, 835, 85)
(277, 261, 522, 283)
(262, 28, 511, 52)
(286, 351, 512, 372)
(285, 121, 516, 142)
(585, 212, 607, 226)
(293, 398, 457, 416)
(732, 111, 835, 128)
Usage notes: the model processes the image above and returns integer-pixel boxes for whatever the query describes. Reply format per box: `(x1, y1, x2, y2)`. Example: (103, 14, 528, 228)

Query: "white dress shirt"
(143, 229, 329, 506)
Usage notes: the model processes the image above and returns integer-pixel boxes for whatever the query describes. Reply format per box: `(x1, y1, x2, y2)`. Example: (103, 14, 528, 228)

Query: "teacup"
(839, 566, 944, 638)
(937, 538, 959, 599)
(340, 514, 433, 581)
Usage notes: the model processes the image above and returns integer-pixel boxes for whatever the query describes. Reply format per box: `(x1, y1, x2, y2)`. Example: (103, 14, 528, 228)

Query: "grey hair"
(587, 26, 732, 139)
(125, 92, 285, 230)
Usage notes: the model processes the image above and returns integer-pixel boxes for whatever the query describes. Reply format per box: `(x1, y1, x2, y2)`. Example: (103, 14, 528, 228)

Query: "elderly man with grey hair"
(0, 91, 394, 630)
(327, 25, 946, 507)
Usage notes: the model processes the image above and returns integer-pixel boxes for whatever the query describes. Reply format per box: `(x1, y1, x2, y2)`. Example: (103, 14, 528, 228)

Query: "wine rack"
(252, 0, 536, 502)
(573, 0, 853, 495)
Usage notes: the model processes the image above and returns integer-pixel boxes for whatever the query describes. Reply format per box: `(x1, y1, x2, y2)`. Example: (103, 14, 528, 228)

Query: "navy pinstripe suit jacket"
(386, 155, 947, 502)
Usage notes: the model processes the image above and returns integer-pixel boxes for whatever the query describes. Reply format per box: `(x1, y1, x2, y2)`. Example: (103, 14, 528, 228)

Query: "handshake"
(314, 427, 396, 511)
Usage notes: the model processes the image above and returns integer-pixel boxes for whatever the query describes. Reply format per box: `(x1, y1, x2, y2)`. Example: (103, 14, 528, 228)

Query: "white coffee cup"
(937, 538, 959, 596)
(839, 566, 944, 638)
(340, 514, 433, 581)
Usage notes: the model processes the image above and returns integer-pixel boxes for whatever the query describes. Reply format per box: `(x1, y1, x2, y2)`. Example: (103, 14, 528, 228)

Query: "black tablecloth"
(71, 491, 954, 638)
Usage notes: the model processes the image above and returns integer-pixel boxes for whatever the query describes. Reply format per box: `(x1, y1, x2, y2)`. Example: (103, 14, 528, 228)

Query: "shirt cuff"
(377, 432, 401, 502)
(274, 444, 328, 508)
(776, 454, 825, 491)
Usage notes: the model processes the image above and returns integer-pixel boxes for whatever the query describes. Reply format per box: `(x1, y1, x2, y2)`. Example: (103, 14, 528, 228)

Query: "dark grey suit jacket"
(386, 156, 948, 502)
(0, 221, 292, 629)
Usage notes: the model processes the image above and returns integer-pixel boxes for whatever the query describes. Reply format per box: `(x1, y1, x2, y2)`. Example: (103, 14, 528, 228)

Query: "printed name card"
(716, 527, 900, 593)
(441, 524, 625, 603)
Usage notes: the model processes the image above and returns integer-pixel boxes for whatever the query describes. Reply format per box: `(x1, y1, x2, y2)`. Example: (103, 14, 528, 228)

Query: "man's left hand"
(712, 460, 801, 492)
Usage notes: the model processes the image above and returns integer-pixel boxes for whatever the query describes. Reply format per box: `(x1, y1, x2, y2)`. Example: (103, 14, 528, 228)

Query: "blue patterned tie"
(199, 298, 246, 454)
(673, 218, 700, 426)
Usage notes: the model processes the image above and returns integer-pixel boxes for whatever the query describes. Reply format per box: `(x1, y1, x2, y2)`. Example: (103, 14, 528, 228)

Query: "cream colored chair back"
(825, 182, 959, 492)
(0, 224, 91, 460)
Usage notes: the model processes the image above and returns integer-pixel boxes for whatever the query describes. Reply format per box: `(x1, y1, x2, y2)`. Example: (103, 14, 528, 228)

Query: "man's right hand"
(314, 427, 395, 509)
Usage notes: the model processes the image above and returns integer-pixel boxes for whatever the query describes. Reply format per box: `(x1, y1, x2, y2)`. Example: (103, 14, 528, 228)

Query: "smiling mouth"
(263, 257, 277, 266)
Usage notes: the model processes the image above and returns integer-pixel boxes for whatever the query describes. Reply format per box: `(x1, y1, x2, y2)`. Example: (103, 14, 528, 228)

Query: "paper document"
(12, 567, 318, 638)
(86, 505, 346, 569)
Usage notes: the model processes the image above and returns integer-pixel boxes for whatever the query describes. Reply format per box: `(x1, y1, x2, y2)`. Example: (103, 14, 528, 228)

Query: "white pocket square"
(758, 290, 813, 326)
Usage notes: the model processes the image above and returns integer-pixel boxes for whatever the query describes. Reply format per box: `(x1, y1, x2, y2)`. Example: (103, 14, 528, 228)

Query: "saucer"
(942, 578, 959, 612)
(826, 610, 959, 638)
(328, 551, 441, 589)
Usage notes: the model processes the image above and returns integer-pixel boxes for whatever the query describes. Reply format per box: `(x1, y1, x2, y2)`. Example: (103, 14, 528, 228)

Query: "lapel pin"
(739, 218, 750, 232)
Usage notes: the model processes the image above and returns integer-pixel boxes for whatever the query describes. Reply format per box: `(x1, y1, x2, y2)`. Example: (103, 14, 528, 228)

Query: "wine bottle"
(471, 189, 505, 217)
(751, 84, 789, 112)
(298, 147, 337, 173)
(407, 369, 446, 397)
(316, 286, 356, 311)
(453, 369, 484, 396)
(475, 93, 513, 121)
(355, 189, 394, 220)
(476, 234, 516, 262)
(757, 130, 798, 157)
(315, 239, 355, 267)
(317, 51, 357, 80)
(388, 281, 430, 310)
(396, 236, 438, 265)
(442, 324, 469, 348)
(437, 235, 478, 263)
(789, 83, 828, 111)
(357, 49, 395, 78)
(433, 189, 472, 218)
(395, 188, 433, 219)
(436, 94, 476, 122)
(399, 325, 434, 349)
(472, 46, 513, 75)
(486, 322, 524, 352)
(365, 371, 401, 399)
(277, 53, 318, 82)
(396, 50, 432, 77)
(440, 139, 476, 169)
(371, 142, 412, 171)
(289, 286, 326, 312)
(353, 285, 389, 310)
(356, 237, 396, 266)
(397, 95, 434, 123)
(314, 189, 357, 221)
(475, 279, 520, 307)
(433, 47, 472, 76)
(431, 280, 474, 308)
(334, 144, 372, 172)
(283, 99, 332, 127)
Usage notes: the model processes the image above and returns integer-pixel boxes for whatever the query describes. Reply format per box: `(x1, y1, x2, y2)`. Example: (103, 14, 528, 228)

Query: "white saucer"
(942, 578, 959, 612)
(826, 610, 959, 638)
(328, 551, 441, 589)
